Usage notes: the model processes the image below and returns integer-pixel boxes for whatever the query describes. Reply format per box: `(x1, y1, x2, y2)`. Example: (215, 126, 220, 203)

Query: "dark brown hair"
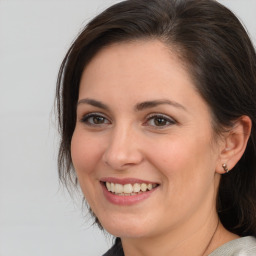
(56, 0, 256, 236)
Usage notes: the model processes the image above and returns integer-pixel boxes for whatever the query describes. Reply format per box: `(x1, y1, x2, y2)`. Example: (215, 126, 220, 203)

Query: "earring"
(222, 163, 229, 173)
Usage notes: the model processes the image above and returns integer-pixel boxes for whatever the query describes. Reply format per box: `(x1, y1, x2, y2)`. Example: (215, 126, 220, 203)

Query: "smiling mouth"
(103, 182, 159, 196)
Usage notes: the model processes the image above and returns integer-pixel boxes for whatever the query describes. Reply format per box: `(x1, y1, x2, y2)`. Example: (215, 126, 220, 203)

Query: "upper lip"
(100, 177, 159, 185)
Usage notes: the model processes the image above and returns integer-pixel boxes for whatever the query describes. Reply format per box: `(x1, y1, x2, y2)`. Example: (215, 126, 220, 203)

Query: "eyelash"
(80, 113, 111, 127)
(80, 113, 176, 129)
(144, 114, 176, 129)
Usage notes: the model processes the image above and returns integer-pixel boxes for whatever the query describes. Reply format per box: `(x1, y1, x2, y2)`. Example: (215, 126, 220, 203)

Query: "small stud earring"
(222, 163, 229, 173)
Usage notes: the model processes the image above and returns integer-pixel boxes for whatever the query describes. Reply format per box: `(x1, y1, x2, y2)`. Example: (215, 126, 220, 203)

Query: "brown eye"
(92, 116, 105, 124)
(145, 114, 176, 129)
(81, 113, 110, 126)
(154, 117, 168, 126)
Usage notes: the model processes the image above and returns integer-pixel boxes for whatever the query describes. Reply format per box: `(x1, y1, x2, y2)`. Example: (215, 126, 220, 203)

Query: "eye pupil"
(93, 116, 105, 124)
(154, 118, 167, 126)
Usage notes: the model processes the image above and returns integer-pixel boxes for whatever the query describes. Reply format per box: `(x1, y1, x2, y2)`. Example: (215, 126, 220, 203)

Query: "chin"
(104, 225, 150, 238)
(97, 212, 156, 238)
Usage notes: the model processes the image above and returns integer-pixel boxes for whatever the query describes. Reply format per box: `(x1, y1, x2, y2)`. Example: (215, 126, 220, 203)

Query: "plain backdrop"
(0, 0, 255, 255)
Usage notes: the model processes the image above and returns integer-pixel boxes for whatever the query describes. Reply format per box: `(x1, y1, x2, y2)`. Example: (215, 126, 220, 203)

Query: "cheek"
(148, 135, 218, 218)
(148, 133, 217, 186)
(70, 130, 104, 207)
(71, 129, 103, 177)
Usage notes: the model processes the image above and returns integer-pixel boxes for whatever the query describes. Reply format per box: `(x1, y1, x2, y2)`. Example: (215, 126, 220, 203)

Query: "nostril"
(102, 131, 144, 170)
(102, 149, 144, 170)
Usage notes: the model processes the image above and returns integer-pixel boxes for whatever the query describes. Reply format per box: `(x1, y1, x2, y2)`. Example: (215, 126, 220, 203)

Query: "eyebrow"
(77, 98, 187, 112)
(77, 98, 109, 110)
(135, 99, 187, 112)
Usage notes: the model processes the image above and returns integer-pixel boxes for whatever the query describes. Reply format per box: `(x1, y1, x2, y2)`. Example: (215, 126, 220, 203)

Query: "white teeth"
(115, 183, 124, 193)
(105, 182, 157, 195)
(141, 183, 147, 192)
(106, 182, 111, 191)
(110, 183, 115, 193)
(133, 183, 140, 193)
(123, 184, 133, 193)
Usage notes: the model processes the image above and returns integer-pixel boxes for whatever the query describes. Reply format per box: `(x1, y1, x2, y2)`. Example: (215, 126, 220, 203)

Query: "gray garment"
(209, 236, 256, 256)
(103, 236, 256, 256)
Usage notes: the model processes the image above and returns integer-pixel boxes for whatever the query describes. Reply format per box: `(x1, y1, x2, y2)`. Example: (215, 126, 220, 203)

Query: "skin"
(71, 40, 246, 255)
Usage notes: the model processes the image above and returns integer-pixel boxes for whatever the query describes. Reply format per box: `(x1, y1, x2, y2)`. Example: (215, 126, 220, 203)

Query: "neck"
(121, 212, 236, 256)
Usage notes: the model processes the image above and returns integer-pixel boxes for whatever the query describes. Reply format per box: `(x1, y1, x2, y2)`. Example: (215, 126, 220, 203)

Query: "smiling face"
(71, 40, 222, 239)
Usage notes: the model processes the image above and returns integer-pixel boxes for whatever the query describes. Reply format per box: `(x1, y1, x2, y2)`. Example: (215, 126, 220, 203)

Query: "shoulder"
(209, 236, 256, 256)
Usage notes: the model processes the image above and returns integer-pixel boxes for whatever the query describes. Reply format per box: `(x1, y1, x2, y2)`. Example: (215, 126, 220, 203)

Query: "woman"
(56, 0, 256, 255)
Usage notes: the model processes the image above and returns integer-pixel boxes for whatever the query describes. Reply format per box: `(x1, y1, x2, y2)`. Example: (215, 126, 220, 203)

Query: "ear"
(216, 115, 252, 174)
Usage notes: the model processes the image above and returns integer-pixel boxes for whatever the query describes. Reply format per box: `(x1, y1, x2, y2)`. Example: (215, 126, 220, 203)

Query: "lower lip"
(101, 183, 157, 206)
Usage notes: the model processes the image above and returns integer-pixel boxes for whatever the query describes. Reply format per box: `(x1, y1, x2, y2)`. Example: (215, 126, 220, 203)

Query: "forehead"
(79, 40, 196, 98)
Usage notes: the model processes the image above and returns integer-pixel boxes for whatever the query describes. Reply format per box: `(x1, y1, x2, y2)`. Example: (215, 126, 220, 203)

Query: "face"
(71, 40, 222, 239)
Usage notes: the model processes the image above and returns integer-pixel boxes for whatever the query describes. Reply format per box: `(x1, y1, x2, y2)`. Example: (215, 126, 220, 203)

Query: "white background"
(0, 1, 255, 255)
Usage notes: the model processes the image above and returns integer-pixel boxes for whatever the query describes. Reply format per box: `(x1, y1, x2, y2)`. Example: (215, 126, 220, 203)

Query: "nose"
(102, 125, 143, 170)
